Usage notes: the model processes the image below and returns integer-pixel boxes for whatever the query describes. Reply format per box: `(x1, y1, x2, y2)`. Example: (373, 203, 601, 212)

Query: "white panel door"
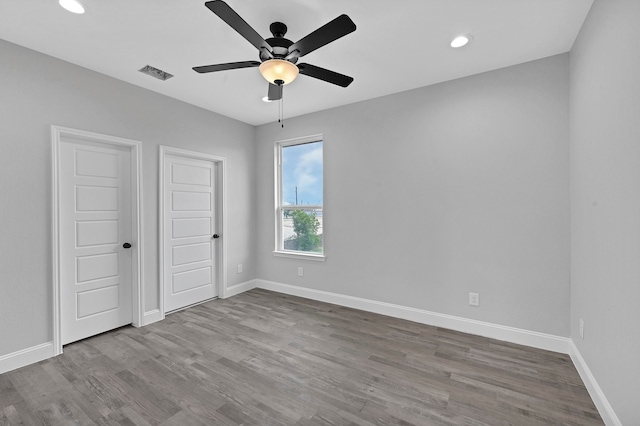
(59, 139, 133, 344)
(164, 155, 218, 312)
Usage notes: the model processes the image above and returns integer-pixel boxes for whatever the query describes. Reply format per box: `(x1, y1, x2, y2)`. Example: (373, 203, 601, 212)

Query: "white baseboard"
(225, 279, 257, 298)
(142, 309, 164, 326)
(255, 279, 570, 354)
(569, 340, 621, 426)
(0, 342, 56, 375)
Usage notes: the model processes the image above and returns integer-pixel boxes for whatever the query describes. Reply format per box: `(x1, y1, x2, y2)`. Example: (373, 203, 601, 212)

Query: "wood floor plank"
(0, 289, 603, 425)
(0, 375, 23, 409)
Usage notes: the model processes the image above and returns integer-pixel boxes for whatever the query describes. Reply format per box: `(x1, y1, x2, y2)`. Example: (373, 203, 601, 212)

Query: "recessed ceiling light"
(451, 35, 471, 48)
(262, 96, 274, 103)
(59, 0, 85, 14)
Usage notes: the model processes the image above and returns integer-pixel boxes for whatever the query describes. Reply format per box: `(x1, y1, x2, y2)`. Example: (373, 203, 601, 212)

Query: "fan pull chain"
(276, 99, 280, 125)
(277, 97, 285, 128)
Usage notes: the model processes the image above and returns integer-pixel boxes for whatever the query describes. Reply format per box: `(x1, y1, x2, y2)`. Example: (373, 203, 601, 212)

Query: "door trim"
(51, 125, 144, 355)
(159, 146, 228, 318)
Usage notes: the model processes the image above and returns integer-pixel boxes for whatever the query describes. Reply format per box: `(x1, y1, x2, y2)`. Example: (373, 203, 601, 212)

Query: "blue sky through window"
(282, 141, 323, 206)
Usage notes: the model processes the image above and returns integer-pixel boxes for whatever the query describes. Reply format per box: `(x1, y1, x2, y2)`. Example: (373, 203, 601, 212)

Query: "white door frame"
(159, 146, 228, 317)
(51, 125, 144, 356)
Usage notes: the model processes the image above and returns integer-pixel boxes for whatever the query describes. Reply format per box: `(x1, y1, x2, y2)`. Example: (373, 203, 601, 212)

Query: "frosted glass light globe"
(259, 59, 299, 85)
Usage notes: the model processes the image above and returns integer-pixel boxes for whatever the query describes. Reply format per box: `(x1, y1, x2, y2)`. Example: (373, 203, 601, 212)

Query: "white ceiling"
(0, 0, 593, 126)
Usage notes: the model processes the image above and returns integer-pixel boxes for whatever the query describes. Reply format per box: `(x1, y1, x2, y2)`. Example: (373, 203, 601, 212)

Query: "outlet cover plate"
(469, 292, 480, 306)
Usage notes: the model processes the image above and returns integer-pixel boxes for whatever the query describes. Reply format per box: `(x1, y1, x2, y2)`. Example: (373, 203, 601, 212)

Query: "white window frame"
(274, 134, 326, 261)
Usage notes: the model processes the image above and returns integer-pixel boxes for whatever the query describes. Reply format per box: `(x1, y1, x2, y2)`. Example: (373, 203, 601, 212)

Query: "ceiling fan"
(193, 0, 356, 101)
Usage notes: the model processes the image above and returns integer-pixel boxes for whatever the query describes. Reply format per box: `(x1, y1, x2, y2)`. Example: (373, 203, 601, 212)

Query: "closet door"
(163, 154, 218, 312)
(59, 139, 133, 344)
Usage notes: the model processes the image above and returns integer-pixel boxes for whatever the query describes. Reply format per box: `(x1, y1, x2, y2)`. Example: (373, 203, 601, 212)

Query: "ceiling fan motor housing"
(260, 22, 296, 63)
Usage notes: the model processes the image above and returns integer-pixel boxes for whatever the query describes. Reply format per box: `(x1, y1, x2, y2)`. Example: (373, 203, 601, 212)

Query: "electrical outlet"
(237, 264, 243, 274)
(469, 292, 479, 306)
(579, 318, 584, 339)
(297, 267, 304, 277)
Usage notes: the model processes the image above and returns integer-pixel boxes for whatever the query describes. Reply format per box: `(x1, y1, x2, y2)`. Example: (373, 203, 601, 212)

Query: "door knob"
(212, 234, 220, 239)
(123, 242, 132, 249)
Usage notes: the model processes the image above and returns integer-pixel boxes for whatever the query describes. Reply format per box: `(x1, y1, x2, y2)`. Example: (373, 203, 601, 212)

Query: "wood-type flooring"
(0, 289, 603, 425)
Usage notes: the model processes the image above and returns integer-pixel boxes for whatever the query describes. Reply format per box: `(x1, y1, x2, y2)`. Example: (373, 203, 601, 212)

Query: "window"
(275, 135, 324, 259)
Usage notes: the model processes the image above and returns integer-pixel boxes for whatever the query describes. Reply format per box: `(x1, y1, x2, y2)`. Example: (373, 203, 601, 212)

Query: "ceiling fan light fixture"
(58, 0, 85, 14)
(259, 59, 299, 85)
(451, 35, 471, 48)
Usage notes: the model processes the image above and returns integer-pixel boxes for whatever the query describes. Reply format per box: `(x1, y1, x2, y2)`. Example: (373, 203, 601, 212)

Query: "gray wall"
(256, 54, 570, 336)
(570, 0, 640, 423)
(0, 39, 257, 356)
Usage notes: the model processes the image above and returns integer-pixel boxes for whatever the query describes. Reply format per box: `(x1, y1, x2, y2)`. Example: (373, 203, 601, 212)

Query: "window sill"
(273, 251, 326, 262)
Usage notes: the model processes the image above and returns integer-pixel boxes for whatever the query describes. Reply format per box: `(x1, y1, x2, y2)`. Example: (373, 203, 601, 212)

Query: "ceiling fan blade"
(193, 60, 261, 73)
(297, 63, 354, 87)
(205, 1, 273, 56)
(267, 83, 283, 101)
(288, 15, 356, 58)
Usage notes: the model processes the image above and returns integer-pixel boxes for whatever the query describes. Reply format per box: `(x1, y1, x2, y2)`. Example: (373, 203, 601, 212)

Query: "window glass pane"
(282, 142, 323, 207)
(282, 208, 323, 253)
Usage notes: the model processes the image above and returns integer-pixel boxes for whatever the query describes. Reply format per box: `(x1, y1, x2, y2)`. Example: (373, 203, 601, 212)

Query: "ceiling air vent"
(138, 65, 174, 81)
